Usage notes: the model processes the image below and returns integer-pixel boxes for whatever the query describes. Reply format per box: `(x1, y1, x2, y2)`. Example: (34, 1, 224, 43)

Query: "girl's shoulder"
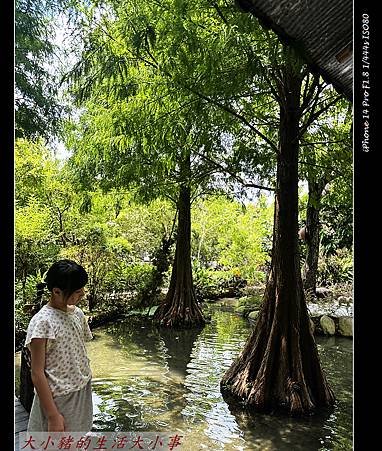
(29, 305, 63, 326)
(30, 304, 51, 320)
(73, 306, 86, 317)
(25, 306, 58, 345)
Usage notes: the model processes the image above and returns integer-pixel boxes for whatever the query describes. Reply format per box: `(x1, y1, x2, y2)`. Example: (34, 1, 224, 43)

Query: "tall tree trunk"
(153, 156, 205, 328)
(303, 180, 326, 295)
(221, 64, 335, 415)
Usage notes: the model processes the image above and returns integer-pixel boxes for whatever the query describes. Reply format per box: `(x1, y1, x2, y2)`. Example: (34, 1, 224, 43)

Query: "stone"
(248, 311, 260, 321)
(320, 315, 336, 335)
(316, 287, 332, 298)
(338, 316, 353, 337)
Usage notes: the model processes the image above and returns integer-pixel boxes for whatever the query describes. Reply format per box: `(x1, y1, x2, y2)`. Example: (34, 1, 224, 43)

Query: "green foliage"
(298, 96, 352, 287)
(299, 97, 352, 253)
(132, 235, 175, 310)
(16, 138, 274, 314)
(15, 0, 64, 140)
(34, 159, 177, 310)
(238, 295, 263, 309)
(15, 0, 353, 330)
(15, 138, 58, 205)
(62, 0, 280, 210)
(15, 139, 176, 315)
(193, 266, 246, 300)
(103, 263, 154, 294)
(320, 176, 353, 254)
(15, 273, 43, 306)
(192, 195, 273, 282)
(16, 197, 52, 242)
(15, 140, 61, 290)
(15, 273, 48, 330)
(317, 248, 353, 286)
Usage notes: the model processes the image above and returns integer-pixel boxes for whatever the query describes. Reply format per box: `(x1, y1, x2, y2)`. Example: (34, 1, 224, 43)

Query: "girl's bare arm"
(29, 338, 65, 431)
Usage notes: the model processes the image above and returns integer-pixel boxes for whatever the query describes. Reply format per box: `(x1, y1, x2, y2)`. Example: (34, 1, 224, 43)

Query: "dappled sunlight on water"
(15, 308, 352, 450)
(85, 309, 352, 450)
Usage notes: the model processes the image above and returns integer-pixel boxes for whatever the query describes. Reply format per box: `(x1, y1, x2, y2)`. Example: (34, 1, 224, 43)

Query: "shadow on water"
(33, 307, 351, 450)
(224, 398, 337, 451)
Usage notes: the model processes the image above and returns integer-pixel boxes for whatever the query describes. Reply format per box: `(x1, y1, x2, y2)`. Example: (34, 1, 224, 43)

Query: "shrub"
(193, 266, 247, 300)
(104, 262, 154, 293)
(318, 248, 353, 286)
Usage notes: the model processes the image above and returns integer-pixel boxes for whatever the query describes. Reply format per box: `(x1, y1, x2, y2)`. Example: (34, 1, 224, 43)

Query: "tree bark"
(153, 156, 205, 328)
(303, 180, 326, 295)
(220, 63, 335, 415)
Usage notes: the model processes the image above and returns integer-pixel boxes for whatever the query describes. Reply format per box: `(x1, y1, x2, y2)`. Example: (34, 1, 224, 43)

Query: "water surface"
(15, 307, 352, 450)
(86, 308, 352, 450)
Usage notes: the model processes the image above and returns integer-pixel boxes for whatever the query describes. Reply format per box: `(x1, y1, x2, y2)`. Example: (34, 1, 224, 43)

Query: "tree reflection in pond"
(71, 310, 352, 450)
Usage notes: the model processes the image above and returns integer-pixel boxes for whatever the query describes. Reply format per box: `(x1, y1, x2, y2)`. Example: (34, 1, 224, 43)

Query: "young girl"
(25, 259, 93, 432)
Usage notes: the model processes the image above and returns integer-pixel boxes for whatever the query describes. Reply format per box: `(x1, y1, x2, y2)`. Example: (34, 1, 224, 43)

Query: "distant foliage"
(317, 248, 353, 286)
(15, 139, 275, 312)
(193, 267, 240, 299)
(192, 195, 273, 283)
(103, 263, 154, 294)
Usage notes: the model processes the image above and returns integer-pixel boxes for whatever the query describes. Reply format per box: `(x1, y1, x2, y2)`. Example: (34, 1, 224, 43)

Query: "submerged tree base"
(220, 381, 335, 417)
(220, 274, 336, 416)
(220, 384, 335, 419)
(153, 293, 206, 328)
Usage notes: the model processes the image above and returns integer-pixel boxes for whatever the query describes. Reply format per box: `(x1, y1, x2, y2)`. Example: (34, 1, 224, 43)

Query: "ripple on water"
(18, 309, 351, 450)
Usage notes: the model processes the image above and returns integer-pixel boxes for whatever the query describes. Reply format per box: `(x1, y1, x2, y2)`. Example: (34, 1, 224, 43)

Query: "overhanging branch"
(299, 95, 343, 139)
(182, 84, 279, 153)
(195, 151, 275, 192)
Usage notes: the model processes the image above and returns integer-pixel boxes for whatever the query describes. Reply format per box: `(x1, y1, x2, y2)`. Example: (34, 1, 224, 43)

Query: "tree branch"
(182, 84, 279, 152)
(299, 160, 341, 176)
(195, 151, 275, 191)
(211, 2, 229, 25)
(299, 95, 343, 139)
(300, 73, 320, 114)
(300, 140, 348, 146)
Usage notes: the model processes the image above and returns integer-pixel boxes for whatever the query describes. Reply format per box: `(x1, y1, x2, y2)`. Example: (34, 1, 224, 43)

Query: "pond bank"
(210, 297, 353, 338)
(15, 292, 352, 355)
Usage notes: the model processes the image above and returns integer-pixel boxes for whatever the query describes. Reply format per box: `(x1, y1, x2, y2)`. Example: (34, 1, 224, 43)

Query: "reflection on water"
(85, 309, 352, 450)
(15, 307, 352, 450)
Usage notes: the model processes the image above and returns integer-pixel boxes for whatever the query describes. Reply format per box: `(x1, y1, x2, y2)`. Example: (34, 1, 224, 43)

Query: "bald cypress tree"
(153, 153, 205, 327)
(221, 48, 339, 415)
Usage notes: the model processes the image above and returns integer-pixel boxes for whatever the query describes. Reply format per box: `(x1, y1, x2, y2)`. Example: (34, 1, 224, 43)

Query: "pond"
(15, 306, 352, 450)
